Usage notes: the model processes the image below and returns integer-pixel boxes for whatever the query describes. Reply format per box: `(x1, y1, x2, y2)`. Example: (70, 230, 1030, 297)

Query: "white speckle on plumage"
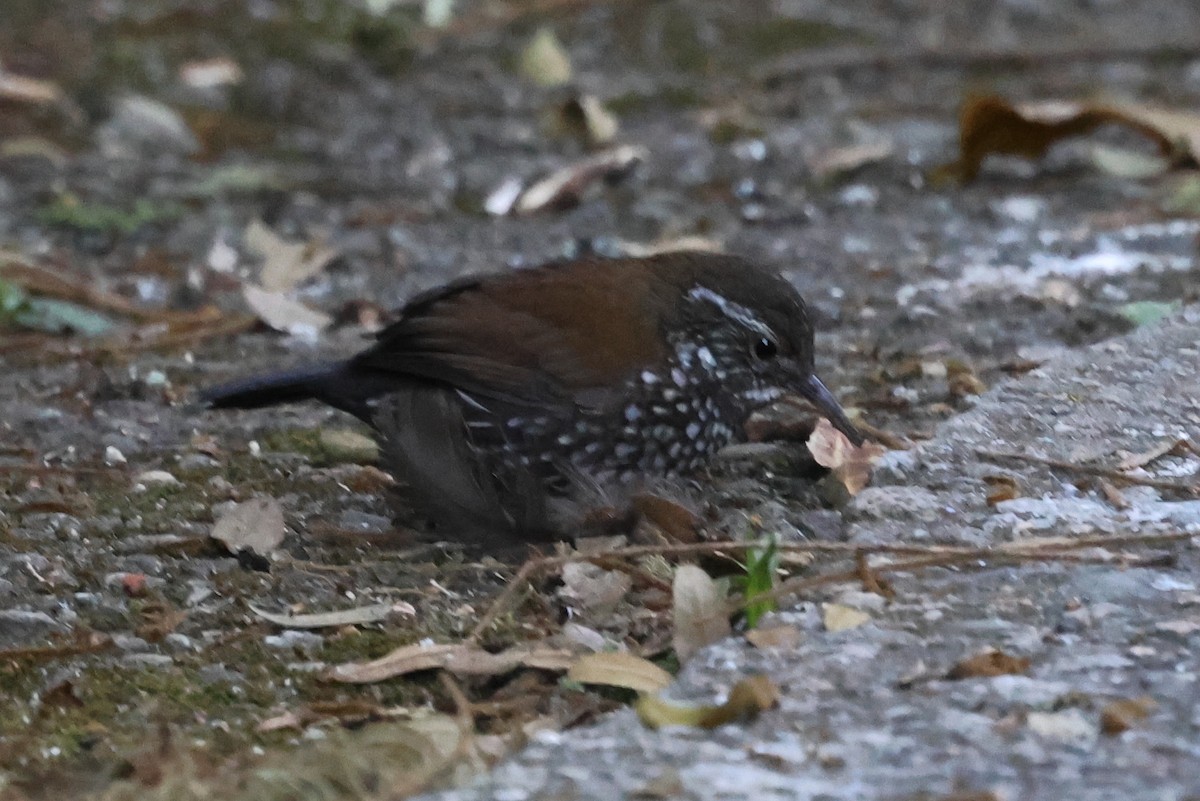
(641, 370, 659, 385)
(615, 443, 638, 458)
(624, 405, 641, 422)
(671, 368, 687, 387)
(686, 422, 701, 439)
(662, 388, 680, 402)
(697, 346, 717, 369)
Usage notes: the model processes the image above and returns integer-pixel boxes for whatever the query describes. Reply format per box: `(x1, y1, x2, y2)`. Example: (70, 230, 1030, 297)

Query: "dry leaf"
(744, 624, 801, 650)
(672, 565, 731, 663)
(242, 283, 332, 337)
(1099, 480, 1130, 510)
(941, 94, 1193, 182)
(558, 94, 619, 146)
(983, 474, 1020, 506)
(250, 601, 415, 629)
(1099, 696, 1157, 735)
(946, 361, 987, 397)
(808, 140, 894, 181)
(821, 603, 870, 632)
(179, 57, 244, 89)
(0, 70, 63, 104)
(567, 651, 672, 693)
(244, 220, 337, 292)
(945, 648, 1030, 680)
(519, 27, 573, 87)
(210, 496, 285, 558)
(515, 145, 646, 214)
(327, 642, 576, 683)
(1116, 438, 1186, 471)
(559, 562, 633, 614)
(636, 674, 779, 730)
(807, 418, 886, 496)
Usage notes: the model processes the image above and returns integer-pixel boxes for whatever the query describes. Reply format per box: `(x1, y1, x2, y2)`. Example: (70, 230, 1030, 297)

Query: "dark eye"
(752, 337, 778, 360)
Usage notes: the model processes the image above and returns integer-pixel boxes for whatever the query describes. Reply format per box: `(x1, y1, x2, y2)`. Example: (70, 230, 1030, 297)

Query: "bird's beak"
(799, 374, 864, 447)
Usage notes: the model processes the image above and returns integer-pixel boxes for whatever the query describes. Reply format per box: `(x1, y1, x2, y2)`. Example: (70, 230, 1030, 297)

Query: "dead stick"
(978, 449, 1200, 495)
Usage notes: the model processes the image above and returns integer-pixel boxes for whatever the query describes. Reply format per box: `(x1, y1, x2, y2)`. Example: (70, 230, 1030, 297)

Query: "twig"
(978, 449, 1200, 496)
(468, 531, 1194, 640)
(759, 40, 1200, 85)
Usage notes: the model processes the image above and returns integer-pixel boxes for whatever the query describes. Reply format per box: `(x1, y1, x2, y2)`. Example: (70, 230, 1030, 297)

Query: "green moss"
(37, 196, 182, 235)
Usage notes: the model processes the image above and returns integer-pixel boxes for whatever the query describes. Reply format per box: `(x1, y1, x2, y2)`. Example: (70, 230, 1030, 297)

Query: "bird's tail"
(200, 362, 363, 415)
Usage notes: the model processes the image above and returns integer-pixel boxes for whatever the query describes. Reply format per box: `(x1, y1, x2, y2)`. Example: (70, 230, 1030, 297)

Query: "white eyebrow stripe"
(688, 286, 776, 339)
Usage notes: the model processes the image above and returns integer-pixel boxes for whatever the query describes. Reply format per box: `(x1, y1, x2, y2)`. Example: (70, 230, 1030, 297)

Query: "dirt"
(0, 0, 1198, 796)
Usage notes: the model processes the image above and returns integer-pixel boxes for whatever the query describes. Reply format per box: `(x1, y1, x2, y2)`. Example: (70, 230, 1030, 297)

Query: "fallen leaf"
(821, 603, 870, 632)
(179, 57, 244, 89)
(244, 220, 338, 292)
(808, 140, 894, 181)
(327, 642, 576, 683)
(210, 496, 285, 558)
(556, 94, 619, 146)
(559, 562, 632, 614)
(519, 27, 573, 87)
(1099, 696, 1157, 735)
(672, 565, 731, 663)
(250, 601, 415, 629)
(636, 674, 779, 730)
(945, 648, 1030, 680)
(242, 283, 332, 337)
(0, 69, 63, 104)
(745, 624, 801, 650)
(1117, 437, 1186, 471)
(515, 145, 646, 214)
(567, 651, 672, 693)
(940, 94, 1194, 182)
(806, 418, 886, 496)
(1098, 480, 1130, 510)
(983, 474, 1020, 506)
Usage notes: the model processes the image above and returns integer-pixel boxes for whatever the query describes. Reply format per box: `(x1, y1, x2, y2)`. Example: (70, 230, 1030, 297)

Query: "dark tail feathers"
(200, 362, 373, 420)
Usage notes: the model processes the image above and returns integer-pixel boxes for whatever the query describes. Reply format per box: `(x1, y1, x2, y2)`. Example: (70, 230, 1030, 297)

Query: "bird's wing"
(352, 259, 672, 411)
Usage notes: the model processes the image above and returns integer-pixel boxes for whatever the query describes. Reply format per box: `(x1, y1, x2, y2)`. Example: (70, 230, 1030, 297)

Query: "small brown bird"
(201, 252, 861, 543)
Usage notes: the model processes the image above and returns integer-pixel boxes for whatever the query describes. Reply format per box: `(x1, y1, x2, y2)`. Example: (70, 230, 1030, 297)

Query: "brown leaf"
(744, 624, 801, 650)
(636, 674, 779, 730)
(1099, 696, 1157, 735)
(672, 565, 731, 663)
(983, 474, 1020, 506)
(567, 651, 673, 693)
(515, 145, 645, 214)
(210, 496, 286, 558)
(942, 94, 1189, 182)
(945, 648, 1030, 680)
(807, 418, 886, 496)
(326, 642, 577, 684)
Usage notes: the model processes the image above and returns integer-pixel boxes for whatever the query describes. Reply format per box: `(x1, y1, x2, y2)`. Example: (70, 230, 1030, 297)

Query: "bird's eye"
(752, 336, 778, 360)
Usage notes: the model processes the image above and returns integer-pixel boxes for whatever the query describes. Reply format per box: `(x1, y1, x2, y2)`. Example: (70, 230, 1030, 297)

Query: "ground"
(0, 0, 1198, 798)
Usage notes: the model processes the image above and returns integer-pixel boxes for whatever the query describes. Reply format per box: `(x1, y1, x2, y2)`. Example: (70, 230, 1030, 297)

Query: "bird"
(200, 251, 863, 544)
